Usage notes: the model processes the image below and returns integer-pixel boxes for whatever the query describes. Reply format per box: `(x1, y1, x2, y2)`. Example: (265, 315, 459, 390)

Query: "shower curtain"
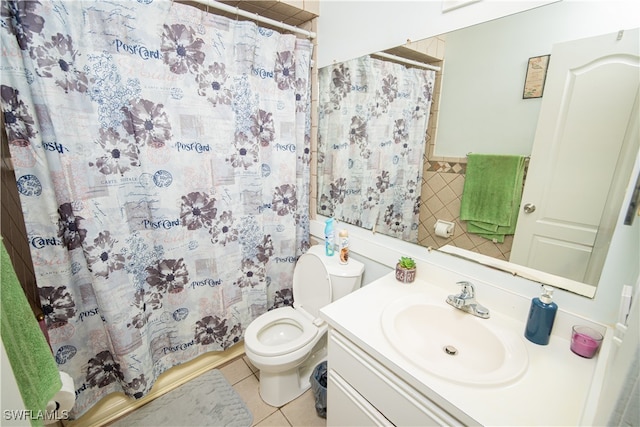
(1, 0, 311, 418)
(317, 56, 435, 242)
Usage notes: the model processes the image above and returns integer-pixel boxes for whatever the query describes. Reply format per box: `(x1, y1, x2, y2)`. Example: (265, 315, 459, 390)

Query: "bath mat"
(111, 369, 253, 427)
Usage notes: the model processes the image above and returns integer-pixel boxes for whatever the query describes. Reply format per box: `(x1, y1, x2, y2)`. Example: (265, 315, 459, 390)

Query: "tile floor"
(218, 355, 326, 427)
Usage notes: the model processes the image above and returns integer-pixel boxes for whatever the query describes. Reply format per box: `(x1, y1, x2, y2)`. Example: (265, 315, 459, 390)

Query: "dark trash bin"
(310, 361, 328, 418)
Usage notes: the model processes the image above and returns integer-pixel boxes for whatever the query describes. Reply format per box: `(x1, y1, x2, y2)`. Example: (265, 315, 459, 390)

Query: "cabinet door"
(327, 370, 393, 427)
(328, 331, 471, 426)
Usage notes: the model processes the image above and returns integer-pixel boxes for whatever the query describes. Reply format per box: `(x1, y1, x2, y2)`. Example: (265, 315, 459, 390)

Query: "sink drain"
(443, 345, 458, 356)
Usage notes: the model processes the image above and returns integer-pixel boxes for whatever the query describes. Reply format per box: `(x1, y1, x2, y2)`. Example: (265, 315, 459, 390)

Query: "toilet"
(244, 244, 365, 407)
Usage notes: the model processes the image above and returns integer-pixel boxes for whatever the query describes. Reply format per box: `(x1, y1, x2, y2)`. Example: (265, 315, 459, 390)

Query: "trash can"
(310, 361, 328, 418)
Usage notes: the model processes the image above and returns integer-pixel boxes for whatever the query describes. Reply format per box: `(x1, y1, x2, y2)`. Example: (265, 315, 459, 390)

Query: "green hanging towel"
(1, 238, 62, 427)
(459, 154, 526, 243)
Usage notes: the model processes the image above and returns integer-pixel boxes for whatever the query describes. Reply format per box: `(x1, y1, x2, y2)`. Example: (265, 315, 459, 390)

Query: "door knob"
(523, 203, 536, 213)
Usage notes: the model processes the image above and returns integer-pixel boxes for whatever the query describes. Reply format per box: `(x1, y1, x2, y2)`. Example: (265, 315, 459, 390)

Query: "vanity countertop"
(320, 269, 611, 426)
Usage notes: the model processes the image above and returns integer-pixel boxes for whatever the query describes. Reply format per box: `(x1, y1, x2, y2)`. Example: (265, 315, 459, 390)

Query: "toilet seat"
(242, 245, 365, 408)
(245, 251, 332, 358)
(245, 306, 318, 357)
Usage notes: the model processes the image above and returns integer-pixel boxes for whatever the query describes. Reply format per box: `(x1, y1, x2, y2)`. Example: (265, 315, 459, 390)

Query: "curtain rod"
(182, 0, 316, 39)
(373, 52, 441, 71)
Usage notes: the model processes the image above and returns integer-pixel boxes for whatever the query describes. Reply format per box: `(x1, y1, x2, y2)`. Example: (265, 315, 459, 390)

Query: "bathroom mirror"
(316, 1, 640, 298)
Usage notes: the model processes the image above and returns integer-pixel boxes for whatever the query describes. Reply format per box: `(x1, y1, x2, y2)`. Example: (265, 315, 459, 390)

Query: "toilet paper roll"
(434, 221, 454, 238)
(44, 371, 75, 425)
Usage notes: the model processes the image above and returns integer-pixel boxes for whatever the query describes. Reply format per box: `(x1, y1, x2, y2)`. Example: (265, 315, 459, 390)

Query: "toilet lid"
(292, 251, 332, 319)
(244, 306, 317, 357)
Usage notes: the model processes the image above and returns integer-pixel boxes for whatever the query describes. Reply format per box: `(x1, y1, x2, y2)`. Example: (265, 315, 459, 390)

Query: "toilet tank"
(306, 245, 365, 302)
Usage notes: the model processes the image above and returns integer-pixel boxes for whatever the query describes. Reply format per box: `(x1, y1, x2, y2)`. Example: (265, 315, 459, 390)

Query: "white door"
(510, 29, 640, 285)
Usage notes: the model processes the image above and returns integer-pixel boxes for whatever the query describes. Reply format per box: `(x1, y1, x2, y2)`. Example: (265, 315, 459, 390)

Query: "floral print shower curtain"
(317, 56, 434, 242)
(1, 0, 311, 418)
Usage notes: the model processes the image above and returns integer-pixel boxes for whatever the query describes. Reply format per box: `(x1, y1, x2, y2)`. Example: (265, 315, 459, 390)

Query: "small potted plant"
(395, 256, 417, 283)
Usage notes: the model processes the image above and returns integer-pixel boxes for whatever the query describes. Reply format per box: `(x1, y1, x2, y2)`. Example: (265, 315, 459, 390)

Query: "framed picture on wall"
(523, 54, 550, 99)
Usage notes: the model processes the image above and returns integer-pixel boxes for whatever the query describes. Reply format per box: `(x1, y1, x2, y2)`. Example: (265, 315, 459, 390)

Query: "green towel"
(1, 239, 61, 427)
(460, 154, 526, 243)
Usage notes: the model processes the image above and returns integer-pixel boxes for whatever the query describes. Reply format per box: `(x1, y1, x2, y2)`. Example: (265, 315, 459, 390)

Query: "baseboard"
(62, 342, 245, 427)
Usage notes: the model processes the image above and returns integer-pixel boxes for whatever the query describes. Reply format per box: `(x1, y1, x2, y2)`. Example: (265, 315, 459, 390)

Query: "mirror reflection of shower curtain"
(0, 1, 311, 419)
(317, 56, 434, 241)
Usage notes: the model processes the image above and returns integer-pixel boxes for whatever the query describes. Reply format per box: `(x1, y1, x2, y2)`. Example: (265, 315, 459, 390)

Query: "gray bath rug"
(111, 369, 253, 427)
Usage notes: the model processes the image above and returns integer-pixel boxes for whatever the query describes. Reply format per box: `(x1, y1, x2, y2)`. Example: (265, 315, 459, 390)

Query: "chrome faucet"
(446, 281, 490, 319)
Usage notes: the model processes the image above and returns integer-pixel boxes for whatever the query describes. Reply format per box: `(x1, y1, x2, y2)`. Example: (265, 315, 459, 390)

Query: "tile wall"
(1, 130, 40, 315)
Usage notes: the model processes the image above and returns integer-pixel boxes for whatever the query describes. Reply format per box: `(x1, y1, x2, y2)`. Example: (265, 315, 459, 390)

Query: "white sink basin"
(381, 295, 528, 386)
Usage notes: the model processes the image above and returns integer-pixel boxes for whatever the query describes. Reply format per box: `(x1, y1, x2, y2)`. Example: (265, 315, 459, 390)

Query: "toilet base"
(257, 345, 327, 407)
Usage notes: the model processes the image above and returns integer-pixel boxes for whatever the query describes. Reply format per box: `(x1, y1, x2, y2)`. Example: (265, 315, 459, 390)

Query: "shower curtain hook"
(235, 6, 239, 21)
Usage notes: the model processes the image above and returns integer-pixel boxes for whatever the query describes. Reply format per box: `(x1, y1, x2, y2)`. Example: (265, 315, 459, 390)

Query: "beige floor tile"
(243, 355, 259, 374)
(220, 357, 254, 385)
(254, 410, 292, 427)
(280, 389, 326, 427)
(233, 375, 278, 426)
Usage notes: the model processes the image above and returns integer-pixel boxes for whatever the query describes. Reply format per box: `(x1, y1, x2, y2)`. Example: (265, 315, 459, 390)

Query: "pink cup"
(570, 325, 603, 359)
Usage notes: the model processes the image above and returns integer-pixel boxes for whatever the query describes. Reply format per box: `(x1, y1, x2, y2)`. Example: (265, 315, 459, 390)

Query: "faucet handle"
(456, 281, 475, 297)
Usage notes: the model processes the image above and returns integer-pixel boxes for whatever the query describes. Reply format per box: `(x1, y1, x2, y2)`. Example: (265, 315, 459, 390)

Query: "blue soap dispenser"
(524, 285, 558, 345)
(324, 218, 335, 256)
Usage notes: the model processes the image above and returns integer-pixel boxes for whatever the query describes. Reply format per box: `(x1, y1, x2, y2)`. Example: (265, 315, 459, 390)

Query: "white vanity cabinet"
(320, 272, 606, 426)
(326, 330, 471, 426)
